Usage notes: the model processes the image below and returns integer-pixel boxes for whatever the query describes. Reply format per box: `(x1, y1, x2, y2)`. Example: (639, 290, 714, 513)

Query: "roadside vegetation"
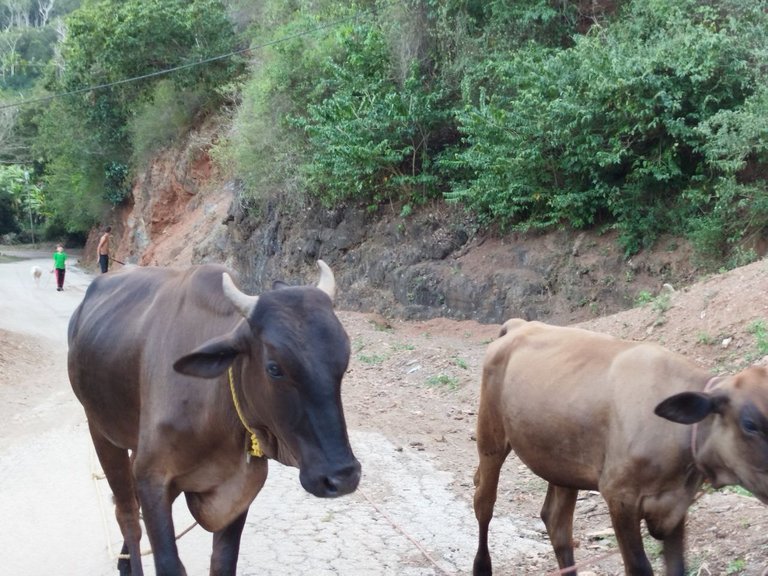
(1, 0, 767, 269)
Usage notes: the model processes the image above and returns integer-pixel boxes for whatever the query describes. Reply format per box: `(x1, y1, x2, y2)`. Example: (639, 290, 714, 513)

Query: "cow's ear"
(654, 392, 719, 424)
(272, 280, 291, 290)
(173, 334, 241, 379)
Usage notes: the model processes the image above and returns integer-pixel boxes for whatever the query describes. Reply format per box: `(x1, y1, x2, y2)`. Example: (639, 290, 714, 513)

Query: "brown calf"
(473, 319, 768, 576)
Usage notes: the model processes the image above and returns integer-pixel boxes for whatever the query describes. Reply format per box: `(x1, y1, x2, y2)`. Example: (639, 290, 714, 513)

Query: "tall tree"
(35, 0, 242, 233)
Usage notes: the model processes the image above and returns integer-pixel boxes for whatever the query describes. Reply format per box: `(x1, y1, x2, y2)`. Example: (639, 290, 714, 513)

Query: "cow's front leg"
(661, 519, 685, 576)
(135, 475, 187, 576)
(87, 422, 143, 576)
(606, 497, 653, 576)
(210, 509, 248, 576)
(645, 514, 685, 576)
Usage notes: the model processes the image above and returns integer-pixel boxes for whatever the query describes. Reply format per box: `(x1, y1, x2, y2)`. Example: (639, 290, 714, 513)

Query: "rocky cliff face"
(228, 198, 697, 324)
(83, 120, 232, 270)
(91, 123, 699, 325)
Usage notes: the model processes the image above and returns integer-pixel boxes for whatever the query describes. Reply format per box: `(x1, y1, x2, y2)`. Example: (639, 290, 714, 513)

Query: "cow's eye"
(741, 417, 760, 435)
(266, 361, 283, 379)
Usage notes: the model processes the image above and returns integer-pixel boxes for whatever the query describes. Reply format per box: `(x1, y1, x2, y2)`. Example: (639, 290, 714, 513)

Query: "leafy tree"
(0, 163, 44, 237)
(36, 0, 242, 234)
(34, 98, 113, 233)
(0, 165, 22, 234)
(53, 0, 241, 156)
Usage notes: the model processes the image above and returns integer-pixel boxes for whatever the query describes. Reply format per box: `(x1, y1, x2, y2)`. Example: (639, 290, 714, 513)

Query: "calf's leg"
(646, 516, 686, 576)
(472, 449, 509, 576)
(606, 497, 653, 576)
(540, 484, 578, 573)
(209, 509, 248, 576)
(88, 422, 143, 576)
(662, 521, 686, 576)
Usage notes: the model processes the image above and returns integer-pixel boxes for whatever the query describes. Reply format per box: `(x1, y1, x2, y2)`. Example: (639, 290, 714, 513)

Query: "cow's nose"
(318, 462, 361, 497)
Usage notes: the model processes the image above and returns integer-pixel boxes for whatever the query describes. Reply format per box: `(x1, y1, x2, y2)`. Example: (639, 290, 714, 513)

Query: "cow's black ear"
(173, 334, 240, 379)
(272, 280, 291, 290)
(654, 392, 715, 424)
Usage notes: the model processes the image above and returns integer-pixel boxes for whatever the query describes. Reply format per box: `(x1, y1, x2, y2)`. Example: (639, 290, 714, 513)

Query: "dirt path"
(0, 249, 112, 574)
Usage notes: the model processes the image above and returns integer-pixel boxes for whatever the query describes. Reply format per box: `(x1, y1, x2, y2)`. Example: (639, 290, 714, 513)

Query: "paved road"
(0, 251, 544, 575)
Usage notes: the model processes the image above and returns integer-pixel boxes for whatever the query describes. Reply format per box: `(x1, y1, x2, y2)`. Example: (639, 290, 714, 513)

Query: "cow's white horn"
(316, 260, 336, 301)
(222, 273, 258, 318)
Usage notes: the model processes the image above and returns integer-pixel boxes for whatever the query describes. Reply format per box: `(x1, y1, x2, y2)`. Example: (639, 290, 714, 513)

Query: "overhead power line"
(0, 7, 379, 112)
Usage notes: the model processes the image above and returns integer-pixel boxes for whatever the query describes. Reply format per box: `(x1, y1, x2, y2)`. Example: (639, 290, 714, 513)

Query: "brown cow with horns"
(68, 261, 361, 576)
(473, 319, 768, 576)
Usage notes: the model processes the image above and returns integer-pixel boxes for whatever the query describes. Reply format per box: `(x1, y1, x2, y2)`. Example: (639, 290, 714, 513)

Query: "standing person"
(97, 226, 111, 273)
(52, 243, 67, 291)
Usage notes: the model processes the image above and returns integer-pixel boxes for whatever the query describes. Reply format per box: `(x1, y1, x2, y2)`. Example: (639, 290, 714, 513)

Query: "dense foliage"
(293, 23, 451, 212)
(2, 0, 243, 236)
(213, 0, 585, 211)
(0, 164, 44, 239)
(446, 0, 766, 253)
(216, 0, 768, 263)
(1, 0, 767, 267)
(0, 0, 80, 92)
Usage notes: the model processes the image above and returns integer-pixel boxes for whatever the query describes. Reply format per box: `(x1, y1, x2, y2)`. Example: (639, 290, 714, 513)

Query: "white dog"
(31, 265, 43, 287)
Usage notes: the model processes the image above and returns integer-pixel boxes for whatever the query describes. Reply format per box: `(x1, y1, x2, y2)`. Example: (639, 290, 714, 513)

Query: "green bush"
(687, 85, 768, 266)
(215, 1, 475, 214)
(446, 0, 766, 254)
(294, 23, 450, 209)
(102, 162, 130, 205)
(211, 3, 348, 208)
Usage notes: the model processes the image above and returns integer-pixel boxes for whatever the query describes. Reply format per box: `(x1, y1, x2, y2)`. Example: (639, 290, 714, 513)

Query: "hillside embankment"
(80, 122, 713, 326)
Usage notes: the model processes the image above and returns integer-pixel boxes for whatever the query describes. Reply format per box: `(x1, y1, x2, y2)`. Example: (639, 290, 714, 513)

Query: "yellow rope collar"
(228, 367, 263, 459)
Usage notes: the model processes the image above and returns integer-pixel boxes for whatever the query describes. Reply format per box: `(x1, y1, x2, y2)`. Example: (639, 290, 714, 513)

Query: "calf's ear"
(173, 333, 241, 379)
(654, 392, 719, 424)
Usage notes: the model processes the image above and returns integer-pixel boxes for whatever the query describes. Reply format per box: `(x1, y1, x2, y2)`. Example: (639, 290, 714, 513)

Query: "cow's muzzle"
(301, 460, 361, 498)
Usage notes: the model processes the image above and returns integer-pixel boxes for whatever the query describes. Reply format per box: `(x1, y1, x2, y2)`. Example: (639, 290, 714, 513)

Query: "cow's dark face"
(173, 263, 360, 498)
(242, 286, 360, 497)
